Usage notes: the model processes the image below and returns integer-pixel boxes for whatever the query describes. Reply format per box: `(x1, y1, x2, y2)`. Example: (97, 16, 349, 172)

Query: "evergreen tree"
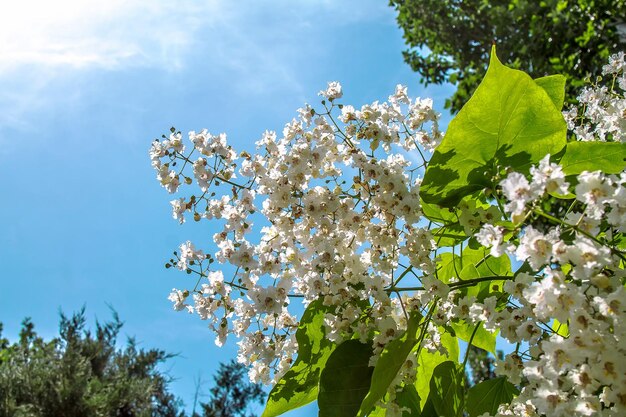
(0, 311, 265, 417)
(194, 361, 264, 417)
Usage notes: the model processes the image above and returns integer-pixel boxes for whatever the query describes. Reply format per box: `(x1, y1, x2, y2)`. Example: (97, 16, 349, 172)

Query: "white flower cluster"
(564, 51, 626, 142)
(473, 163, 626, 416)
(151, 83, 443, 384)
(151, 65, 626, 417)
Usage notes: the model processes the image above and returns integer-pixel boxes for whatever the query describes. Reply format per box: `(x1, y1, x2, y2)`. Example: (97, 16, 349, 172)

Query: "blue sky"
(0, 1, 453, 414)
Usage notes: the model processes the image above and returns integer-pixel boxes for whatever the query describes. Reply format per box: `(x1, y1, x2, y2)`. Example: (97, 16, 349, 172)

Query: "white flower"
(389, 84, 409, 105)
(177, 241, 205, 270)
(167, 288, 192, 313)
(530, 154, 569, 195)
(475, 224, 507, 257)
(575, 171, 612, 219)
(501, 172, 537, 218)
(515, 226, 560, 270)
(318, 81, 343, 100)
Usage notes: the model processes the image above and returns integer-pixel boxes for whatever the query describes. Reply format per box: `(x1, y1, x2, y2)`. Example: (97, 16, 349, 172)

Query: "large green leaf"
(367, 408, 386, 417)
(466, 377, 519, 417)
(450, 321, 496, 355)
(262, 300, 334, 417)
(559, 142, 626, 175)
(459, 246, 511, 276)
(318, 340, 374, 417)
(534, 75, 566, 110)
(429, 361, 464, 417)
(415, 331, 459, 409)
(359, 312, 422, 417)
(421, 46, 567, 207)
(419, 399, 437, 417)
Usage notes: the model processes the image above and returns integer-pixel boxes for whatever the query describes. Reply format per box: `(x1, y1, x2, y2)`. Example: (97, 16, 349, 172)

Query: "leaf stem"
(389, 275, 512, 293)
(462, 322, 482, 370)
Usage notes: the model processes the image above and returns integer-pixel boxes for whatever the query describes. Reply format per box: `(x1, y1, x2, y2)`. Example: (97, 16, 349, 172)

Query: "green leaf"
(436, 253, 462, 284)
(368, 408, 386, 417)
(429, 361, 464, 417)
(559, 142, 626, 175)
(359, 312, 422, 417)
(431, 225, 467, 247)
(466, 377, 519, 417)
(421, 46, 567, 207)
(419, 399, 438, 417)
(262, 300, 334, 417)
(421, 200, 458, 224)
(437, 247, 512, 292)
(552, 319, 569, 337)
(318, 340, 374, 417)
(396, 384, 422, 417)
(457, 247, 512, 302)
(450, 321, 496, 354)
(415, 331, 459, 409)
(534, 75, 566, 110)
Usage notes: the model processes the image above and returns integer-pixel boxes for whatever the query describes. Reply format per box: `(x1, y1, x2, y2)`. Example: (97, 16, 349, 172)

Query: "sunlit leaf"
(415, 331, 459, 409)
(262, 299, 334, 417)
(422, 46, 567, 207)
(534, 75, 566, 110)
(429, 361, 464, 417)
(450, 321, 496, 355)
(559, 142, 626, 175)
(359, 312, 421, 417)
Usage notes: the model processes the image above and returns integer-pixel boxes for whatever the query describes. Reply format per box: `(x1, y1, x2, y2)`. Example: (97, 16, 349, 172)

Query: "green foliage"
(428, 361, 464, 417)
(415, 331, 459, 410)
(390, 0, 626, 112)
(0, 310, 183, 417)
(395, 385, 421, 417)
(421, 46, 567, 207)
(0, 312, 263, 417)
(196, 360, 264, 417)
(358, 312, 421, 417)
(253, 44, 626, 417)
(552, 319, 569, 338)
(262, 299, 334, 417)
(534, 75, 567, 110)
(466, 377, 519, 417)
(451, 322, 496, 355)
(431, 225, 466, 247)
(559, 141, 626, 175)
(318, 340, 374, 417)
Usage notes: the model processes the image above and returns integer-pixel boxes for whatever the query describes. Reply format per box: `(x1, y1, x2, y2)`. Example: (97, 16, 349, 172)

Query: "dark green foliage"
(0, 311, 265, 417)
(317, 340, 374, 417)
(466, 376, 519, 417)
(389, 0, 626, 112)
(0, 310, 183, 417)
(195, 360, 264, 417)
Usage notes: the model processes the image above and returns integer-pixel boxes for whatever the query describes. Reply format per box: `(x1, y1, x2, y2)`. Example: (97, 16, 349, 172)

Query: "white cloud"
(0, 1, 399, 136)
(0, 0, 222, 72)
(0, 0, 392, 74)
